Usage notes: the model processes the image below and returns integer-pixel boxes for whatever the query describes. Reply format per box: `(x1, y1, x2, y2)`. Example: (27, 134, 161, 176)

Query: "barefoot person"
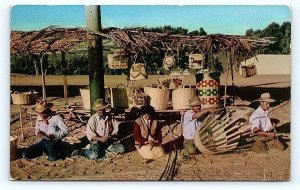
(249, 93, 278, 138)
(133, 105, 165, 163)
(22, 101, 69, 161)
(182, 97, 216, 155)
(83, 99, 124, 160)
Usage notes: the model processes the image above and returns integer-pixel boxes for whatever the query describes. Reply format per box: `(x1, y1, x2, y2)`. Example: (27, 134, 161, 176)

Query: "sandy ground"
(10, 74, 291, 181)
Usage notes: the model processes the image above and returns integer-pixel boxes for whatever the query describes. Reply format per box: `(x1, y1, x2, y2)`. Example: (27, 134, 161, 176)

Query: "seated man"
(249, 93, 277, 138)
(83, 99, 124, 160)
(182, 97, 216, 155)
(133, 105, 165, 163)
(22, 101, 69, 161)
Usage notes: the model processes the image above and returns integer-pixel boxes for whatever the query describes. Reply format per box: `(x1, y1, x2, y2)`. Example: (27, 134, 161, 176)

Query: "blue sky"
(11, 5, 291, 35)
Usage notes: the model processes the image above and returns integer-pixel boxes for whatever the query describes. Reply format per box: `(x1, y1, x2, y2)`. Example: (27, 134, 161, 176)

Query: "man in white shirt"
(249, 93, 277, 138)
(182, 96, 216, 155)
(83, 99, 124, 160)
(22, 101, 69, 161)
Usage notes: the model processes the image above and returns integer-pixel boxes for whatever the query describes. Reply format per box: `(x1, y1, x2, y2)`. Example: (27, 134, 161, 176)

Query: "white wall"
(240, 54, 291, 75)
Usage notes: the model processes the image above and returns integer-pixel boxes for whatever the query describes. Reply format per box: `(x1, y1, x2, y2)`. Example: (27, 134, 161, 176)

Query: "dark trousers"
(22, 138, 62, 161)
(83, 142, 107, 160)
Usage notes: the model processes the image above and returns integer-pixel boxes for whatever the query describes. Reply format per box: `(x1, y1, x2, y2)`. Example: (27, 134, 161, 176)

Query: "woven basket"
(80, 88, 91, 110)
(107, 53, 128, 69)
(172, 85, 196, 110)
(11, 90, 38, 105)
(194, 108, 250, 154)
(10, 136, 18, 161)
(144, 84, 170, 110)
(110, 84, 129, 109)
(189, 54, 204, 69)
(130, 63, 148, 81)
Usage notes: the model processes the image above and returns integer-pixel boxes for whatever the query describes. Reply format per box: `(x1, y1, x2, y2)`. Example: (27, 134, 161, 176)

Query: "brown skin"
(253, 101, 277, 138)
(191, 105, 217, 120)
(90, 109, 113, 143)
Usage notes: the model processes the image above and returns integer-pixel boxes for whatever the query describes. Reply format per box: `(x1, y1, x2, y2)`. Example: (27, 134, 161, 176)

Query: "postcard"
(10, 5, 291, 181)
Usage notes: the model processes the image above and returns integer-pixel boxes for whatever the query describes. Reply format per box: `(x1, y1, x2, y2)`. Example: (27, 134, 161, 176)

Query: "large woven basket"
(194, 108, 251, 154)
(80, 88, 91, 110)
(144, 84, 170, 110)
(110, 84, 129, 109)
(10, 136, 18, 161)
(11, 90, 38, 105)
(172, 85, 196, 110)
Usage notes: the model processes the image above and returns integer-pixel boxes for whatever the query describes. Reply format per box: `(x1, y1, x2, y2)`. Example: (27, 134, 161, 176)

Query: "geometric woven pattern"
(196, 80, 219, 88)
(197, 89, 219, 96)
(200, 97, 219, 105)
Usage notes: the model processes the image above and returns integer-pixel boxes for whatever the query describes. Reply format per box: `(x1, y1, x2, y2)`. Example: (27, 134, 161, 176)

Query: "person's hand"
(145, 140, 154, 146)
(101, 136, 111, 143)
(205, 108, 217, 113)
(46, 134, 56, 140)
(37, 131, 46, 138)
(267, 132, 277, 138)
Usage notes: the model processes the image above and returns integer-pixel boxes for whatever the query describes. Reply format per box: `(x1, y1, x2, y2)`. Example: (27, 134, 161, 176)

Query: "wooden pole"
(224, 58, 230, 107)
(230, 46, 235, 105)
(40, 53, 46, 100)
(19, 106, 24, 140)
(86, 5, 104, 114)
(61, 51, 68, 103)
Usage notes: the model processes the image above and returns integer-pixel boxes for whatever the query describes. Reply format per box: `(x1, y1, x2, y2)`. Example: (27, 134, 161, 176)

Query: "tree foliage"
(246, 21, 291, 54)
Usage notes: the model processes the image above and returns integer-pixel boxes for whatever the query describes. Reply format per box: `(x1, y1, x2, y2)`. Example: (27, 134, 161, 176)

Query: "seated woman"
(133, 105, 165, 163)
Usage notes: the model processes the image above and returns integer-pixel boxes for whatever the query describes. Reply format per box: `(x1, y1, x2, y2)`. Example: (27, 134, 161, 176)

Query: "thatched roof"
(11, 26, 274, 58)
(10, 26, 87, 55)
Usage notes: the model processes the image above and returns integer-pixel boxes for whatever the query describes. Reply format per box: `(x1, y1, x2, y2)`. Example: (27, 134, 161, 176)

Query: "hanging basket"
(130, 63, 148, 81)
(107, 53, 128, 69)
(144, 84, 170, 110)
(11, 90, 38, 105)
(172, 85, 196, 110)
(110, 84, 129, 109)
(163, 49, 176, 69)
(189, 54, 204, 69)
(241, 64, 257, 78)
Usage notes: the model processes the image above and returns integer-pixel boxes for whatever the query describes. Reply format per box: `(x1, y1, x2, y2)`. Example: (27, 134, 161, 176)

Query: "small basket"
(11, 90, 38, 105)
(107, 53, 129, 69)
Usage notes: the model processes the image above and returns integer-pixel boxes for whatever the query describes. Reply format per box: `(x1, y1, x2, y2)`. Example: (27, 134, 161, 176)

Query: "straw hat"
(92, 99, 108, 111)
(189, 96, 202, 107)
(257, 93, 275, 103)
(34, 101, 54, 114)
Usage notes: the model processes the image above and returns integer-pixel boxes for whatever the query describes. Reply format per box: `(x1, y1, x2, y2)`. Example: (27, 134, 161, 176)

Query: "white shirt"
(183, 110, 203, 140)
(86, 113, 113, 142)
(35, 115, 69, 140)
(249, 106, 273, 132)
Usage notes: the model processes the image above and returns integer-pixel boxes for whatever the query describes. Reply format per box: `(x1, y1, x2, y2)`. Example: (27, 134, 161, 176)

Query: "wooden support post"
(19, 106, 25, 140)
(61, 51, 68, 104)
(86, 5, 104, 114)
(63, 74, 68, 102)
(40, 53, 46, 100)
(230, 47, 235, 105)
